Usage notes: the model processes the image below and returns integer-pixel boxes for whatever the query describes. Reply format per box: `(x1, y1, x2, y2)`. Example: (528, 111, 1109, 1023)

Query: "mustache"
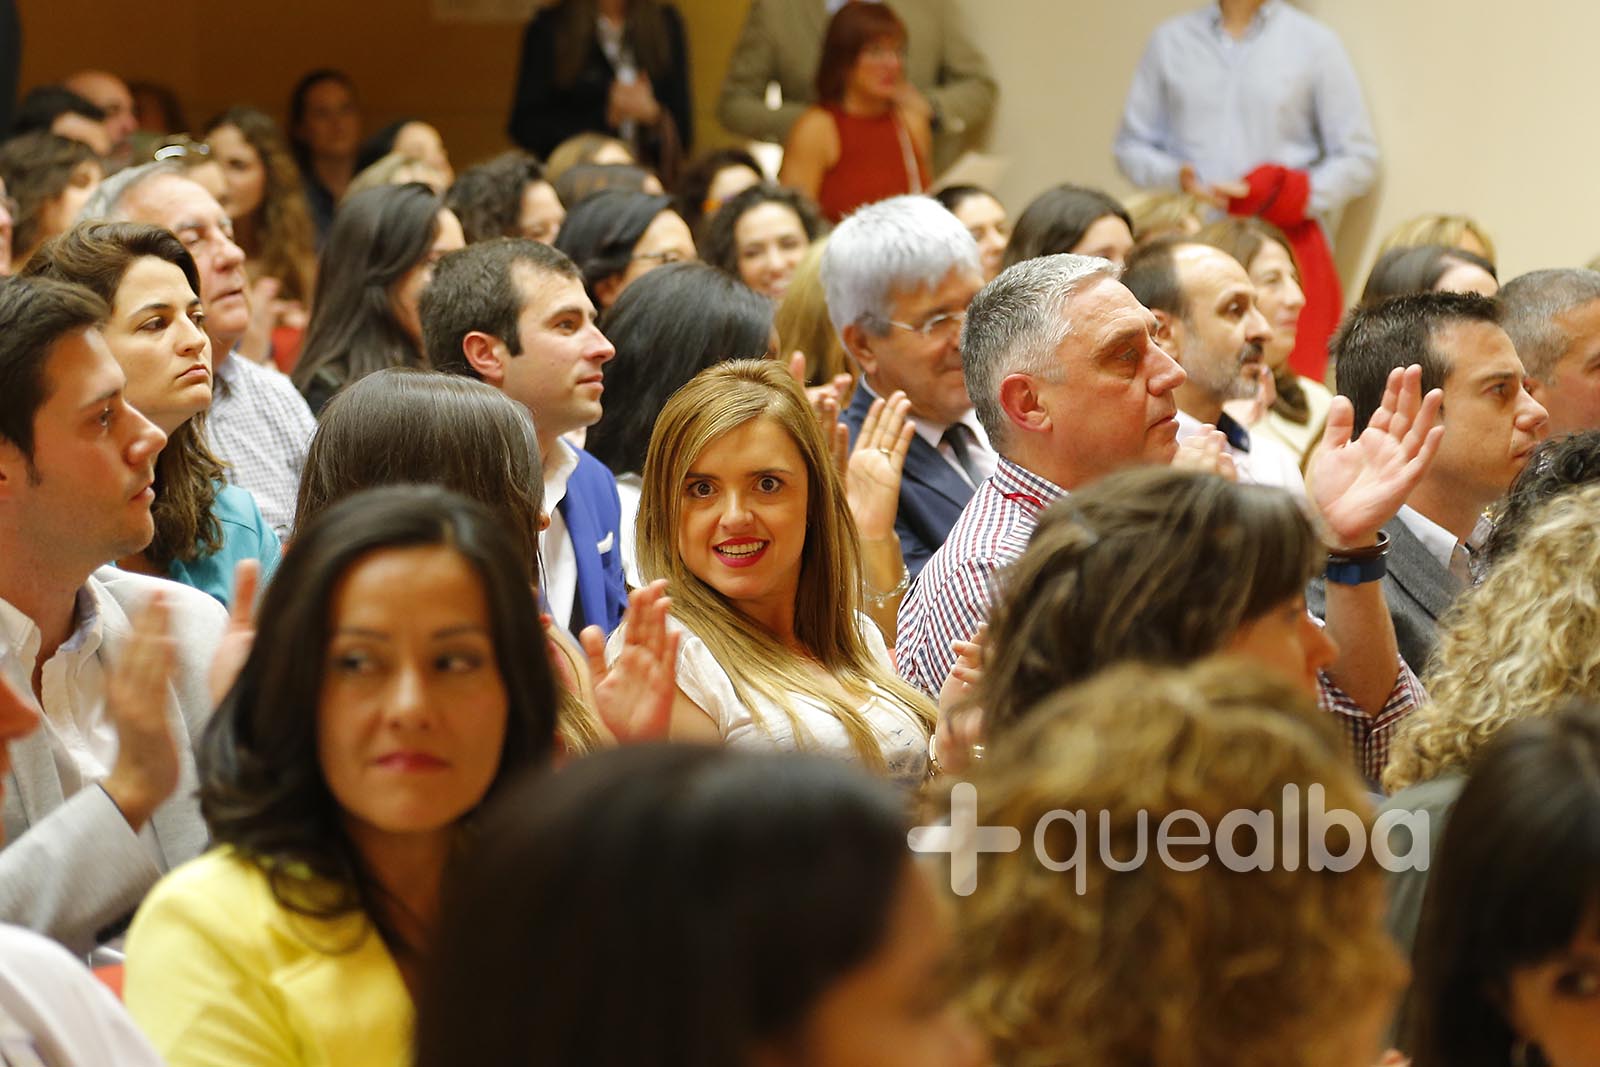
(1237, 342, 1265, 365)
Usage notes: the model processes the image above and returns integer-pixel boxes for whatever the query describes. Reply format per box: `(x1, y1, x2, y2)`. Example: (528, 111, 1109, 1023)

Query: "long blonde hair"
(637, 359, 935, 765)
(773, 237, 853, 389)
(1383, 482, 1600, 792)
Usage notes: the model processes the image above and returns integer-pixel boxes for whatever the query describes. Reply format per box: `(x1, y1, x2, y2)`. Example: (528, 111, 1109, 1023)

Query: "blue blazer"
(841, 384, 975, 578)
(557, 447, 629, 637)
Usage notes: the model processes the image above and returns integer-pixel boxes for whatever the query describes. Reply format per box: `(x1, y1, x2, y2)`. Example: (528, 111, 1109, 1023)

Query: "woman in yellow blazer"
(123, 486, 561, 1066)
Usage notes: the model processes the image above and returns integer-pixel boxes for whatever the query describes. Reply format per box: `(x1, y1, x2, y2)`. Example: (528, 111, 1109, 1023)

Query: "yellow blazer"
(123, 849, 412, 1067)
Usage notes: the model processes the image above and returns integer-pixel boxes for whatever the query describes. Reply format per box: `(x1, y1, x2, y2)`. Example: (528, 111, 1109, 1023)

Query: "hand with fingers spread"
(1171, 426, 1238, 482)
(844, 391, 915, 543)
(579, 580, 681, 743)
(1310, 365, 1444, 550)
(102, 592, 180, 831)
(207, 559, 260, 708)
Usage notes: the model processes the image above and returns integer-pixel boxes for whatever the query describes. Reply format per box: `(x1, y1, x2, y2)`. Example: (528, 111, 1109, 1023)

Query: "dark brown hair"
(0, 132, 100, 264)
(814, 1, 907, 103)
(22, 221, 223, 566)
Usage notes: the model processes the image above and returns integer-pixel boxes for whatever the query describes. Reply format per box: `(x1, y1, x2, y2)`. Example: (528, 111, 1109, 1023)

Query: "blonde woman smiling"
(626, 359, 936, 783)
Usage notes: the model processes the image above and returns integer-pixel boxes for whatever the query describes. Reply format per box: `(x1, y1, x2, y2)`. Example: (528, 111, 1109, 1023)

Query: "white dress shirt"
(1176, 409, 1305, 497)
(0, 588, 115, 793)
(539, 439, 581, 630)
(1397, 505, 1463, 572)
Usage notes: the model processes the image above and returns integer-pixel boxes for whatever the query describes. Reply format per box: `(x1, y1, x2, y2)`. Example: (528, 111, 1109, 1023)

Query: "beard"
(1189, 342, 1265, 402)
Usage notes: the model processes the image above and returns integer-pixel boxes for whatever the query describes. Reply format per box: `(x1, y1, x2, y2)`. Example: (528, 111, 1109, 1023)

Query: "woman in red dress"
(779, 2, 931, 223)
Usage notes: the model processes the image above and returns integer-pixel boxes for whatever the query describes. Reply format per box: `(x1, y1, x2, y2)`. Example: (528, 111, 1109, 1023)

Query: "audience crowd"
(2, 1, 1599, 1065)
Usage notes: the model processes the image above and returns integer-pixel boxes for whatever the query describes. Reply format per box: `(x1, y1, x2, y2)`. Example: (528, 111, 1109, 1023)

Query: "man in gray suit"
(0, 276, 226, 953)
(822, 194, 990, 576)
(1310, 291, 1548, 673)
(717, 0, 997, 173)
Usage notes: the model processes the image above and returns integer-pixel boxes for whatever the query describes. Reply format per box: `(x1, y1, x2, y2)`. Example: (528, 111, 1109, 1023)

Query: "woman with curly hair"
(204, 107, 318, 308)
(444, 150, 565, 245)
(1378, 481, 1600, 957)
(699, 182, 827, 301)
(122, 486, 559, 1066)
(957, 660, 1407, 1067)
(23, 222, 280, 605)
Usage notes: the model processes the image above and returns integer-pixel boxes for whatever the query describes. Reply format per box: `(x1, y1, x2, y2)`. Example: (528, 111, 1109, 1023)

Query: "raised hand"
(845, 391, 914, 543)
(1171, 426, 1238, 482)
(102, 592, 179, 831)
(934, 626, 987, 777)
(1309, 365, 1443, 550)
(207, 559, 260, 708)
(579, 580, 681, 744)
(787, 350, 854, 414)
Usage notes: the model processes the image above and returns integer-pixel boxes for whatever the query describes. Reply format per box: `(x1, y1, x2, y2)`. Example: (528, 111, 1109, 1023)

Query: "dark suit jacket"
(1307, 514, 1463, 676)
(508, 3, 693, 163)
(841, 385, 975, 578)
(556, 447, 629, 638)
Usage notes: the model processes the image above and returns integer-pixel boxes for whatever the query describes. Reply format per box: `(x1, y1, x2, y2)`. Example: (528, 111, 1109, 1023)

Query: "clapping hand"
(841, 391, 914, 543)
(1309, 365, 1443, 550)
(1179, 163, 1250, 210)
(207, 559, 260, 709)
(579, 580, 680, 744)
(787, 351, 854, 413)
(934, 626, 987, 777)
(102, 592, 179, 831)
(1171, 426, 1239, 482)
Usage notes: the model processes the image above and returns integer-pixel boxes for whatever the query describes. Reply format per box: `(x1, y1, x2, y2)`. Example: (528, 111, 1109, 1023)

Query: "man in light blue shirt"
(1114, 0, 1378, 227)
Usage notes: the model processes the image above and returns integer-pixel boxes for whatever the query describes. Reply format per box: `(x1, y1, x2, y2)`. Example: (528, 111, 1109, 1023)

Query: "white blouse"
(613, 613, 930, 785)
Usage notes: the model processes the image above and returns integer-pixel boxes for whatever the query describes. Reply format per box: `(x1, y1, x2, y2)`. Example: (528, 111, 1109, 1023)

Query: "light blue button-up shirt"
(1114, 1, 1378, 220)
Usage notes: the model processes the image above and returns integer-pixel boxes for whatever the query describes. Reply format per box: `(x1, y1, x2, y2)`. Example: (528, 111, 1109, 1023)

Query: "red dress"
(815, 105, 931, 223)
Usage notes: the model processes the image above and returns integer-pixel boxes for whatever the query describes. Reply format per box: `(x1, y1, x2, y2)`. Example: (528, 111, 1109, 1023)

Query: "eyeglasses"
(631, 248, 692, 266)
(883, 309, 967, 340)
(152, 135, 211, 162)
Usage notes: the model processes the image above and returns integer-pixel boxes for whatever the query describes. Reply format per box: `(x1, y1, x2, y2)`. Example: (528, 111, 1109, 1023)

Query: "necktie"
(942, 424, 983, 486)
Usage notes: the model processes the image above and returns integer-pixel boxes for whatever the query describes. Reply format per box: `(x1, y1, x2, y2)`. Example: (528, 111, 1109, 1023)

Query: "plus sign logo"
(908, 782, 1022, 895)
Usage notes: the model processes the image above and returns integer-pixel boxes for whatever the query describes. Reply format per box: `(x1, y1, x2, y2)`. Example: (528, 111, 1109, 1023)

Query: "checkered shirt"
(206, 354, 316, 542)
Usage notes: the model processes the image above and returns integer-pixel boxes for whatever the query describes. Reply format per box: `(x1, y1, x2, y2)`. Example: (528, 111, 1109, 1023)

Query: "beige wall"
(952, 0, 1594, 286)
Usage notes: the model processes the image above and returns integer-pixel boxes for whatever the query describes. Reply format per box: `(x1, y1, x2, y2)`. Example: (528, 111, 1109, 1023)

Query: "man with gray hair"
(84, 163, 315, 540)
(895, 253, 1187, 696)
(1498, 268, 1600, 436)
(823, 194, 990, 576)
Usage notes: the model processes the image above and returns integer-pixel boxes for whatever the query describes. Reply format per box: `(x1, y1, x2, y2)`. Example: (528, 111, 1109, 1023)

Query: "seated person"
(1379, 480, 1600, 961)
(1497, 268, 1600, 436)
(445, 150, 565, 245)
(583, 261, 774, 583)
(0, 132, 102, 266)
(291, 184, 464, 414)
(672, 146, 761, 234)
(354, 118, 454, 192)
(699, 183, 827, 301)
(1360, 243, 1499, 304)
(0, 275, 225, 953)
(1308, 292, 1548, 672)
(0, 674, 164, 1066)
(1002, 182, 1135, 273)
(418, 745, 984, 1066)
(934, 183, 1009, 283)
(552, 188, 695, 310)
(1404, 702, 1600, 1067)
(970, 464, 1429, 784)
(123, 487, 558, 1066)
(23, 222, 280, 605)
(627, 360, 931, 783)
(956, 661, 1406, 1067)
(1376, 212, 1496, 266)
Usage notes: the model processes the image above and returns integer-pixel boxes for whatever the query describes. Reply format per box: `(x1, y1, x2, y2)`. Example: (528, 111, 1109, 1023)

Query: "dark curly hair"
(698, 182, 826, 285)
(445, 150, 546, 243)
(197, 485, 558, 964)
(1483, 429, 1600, 567)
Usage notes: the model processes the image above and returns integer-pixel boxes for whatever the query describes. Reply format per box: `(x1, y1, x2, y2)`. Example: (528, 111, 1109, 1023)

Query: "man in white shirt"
(423, 238, 628, 636)
(88, 162, 316, 540)
(822, 195, 993, 576)
(1308, 290, 1549, 671)
(0, 674, 165, 1066)
(0, 276, 226, 953)
(1121, 238, 1306, 495)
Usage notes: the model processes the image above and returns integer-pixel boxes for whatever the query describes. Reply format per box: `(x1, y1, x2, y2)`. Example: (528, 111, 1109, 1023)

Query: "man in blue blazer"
(423, 239, 628, 636)
(823, 195, 993, 576)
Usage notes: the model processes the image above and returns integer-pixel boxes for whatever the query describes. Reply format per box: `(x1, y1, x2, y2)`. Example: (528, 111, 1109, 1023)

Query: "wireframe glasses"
(884, 309, 967, 340)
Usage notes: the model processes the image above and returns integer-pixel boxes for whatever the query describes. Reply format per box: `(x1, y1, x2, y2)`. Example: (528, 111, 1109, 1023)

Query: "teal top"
(166, 484, 281, 608)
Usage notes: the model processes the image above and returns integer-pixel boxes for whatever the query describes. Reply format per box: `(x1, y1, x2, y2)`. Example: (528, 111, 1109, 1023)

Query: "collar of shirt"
(542, 437, 580, 516)
(991, 457, 1068, 514)
(0, 586, 103, 684)
(1208, 0, 1281, 42)
(858, 379, 990, 457)
(1176, 408, 1252, 455)
(1397, 505, 1461, 571)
